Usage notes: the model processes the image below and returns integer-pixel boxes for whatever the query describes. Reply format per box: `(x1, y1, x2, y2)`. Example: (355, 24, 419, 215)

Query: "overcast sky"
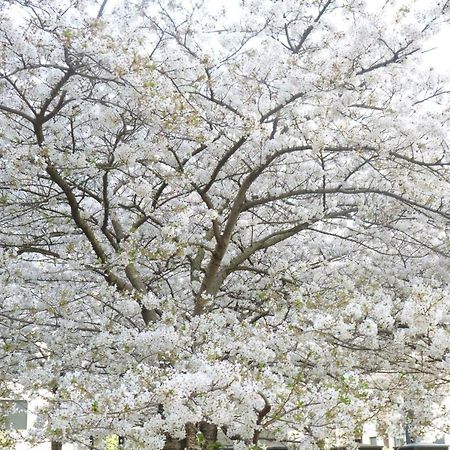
(424, 24, 450, 76)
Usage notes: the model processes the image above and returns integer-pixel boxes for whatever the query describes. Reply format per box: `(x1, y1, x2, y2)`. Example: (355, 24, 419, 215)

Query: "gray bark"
(51, 442, 62, 450)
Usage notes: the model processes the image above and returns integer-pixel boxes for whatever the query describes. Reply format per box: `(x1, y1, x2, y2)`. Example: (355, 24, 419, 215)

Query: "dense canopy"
(1, 0, 450, 449)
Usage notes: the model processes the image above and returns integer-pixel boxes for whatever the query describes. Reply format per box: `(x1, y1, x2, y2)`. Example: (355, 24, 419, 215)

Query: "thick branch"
(201, 135, 248, 194)
(243, 187, 450, 219)
(220, 207, 356, 282)
(0, 104, 35, 122)
(193, 145, 311, 314)
(292, 0, 333, 54)
(356, 41, 419, 75)
(45, 164, 132, 293)
(260, 91, 305, 123)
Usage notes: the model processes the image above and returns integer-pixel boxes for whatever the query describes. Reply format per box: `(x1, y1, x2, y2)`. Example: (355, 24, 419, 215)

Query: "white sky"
(424, 24, 450, 76)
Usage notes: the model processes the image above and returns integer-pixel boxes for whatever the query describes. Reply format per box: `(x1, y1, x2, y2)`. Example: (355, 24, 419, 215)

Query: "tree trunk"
(162, 423, 218, 450)
(200, 422, 218, 449)
(186, 422, 201, 450)
(163, 436, 184, 450)
(51, 441, 62, 450)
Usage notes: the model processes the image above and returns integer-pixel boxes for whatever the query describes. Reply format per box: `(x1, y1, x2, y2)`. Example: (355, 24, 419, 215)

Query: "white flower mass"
(1, 0, 450, 449)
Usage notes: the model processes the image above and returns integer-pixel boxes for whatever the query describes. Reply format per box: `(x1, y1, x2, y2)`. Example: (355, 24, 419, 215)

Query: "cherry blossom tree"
(1, 0, 450, 449)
